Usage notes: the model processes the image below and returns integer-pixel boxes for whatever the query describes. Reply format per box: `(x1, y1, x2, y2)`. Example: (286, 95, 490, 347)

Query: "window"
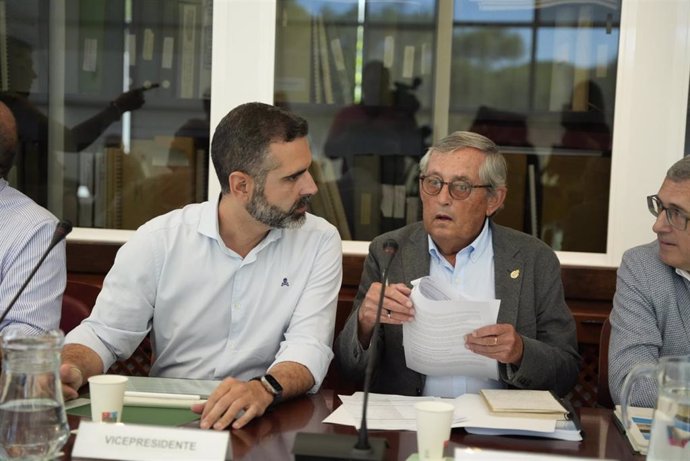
(1, 0, 212, 229)
(274, 0, 621, 252)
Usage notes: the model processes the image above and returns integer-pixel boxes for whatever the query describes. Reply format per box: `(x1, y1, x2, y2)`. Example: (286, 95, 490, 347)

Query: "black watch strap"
(251, 374, 283, 403)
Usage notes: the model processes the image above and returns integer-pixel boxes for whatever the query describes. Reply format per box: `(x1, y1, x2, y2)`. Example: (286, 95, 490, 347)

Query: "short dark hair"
(211, 102, 309, 193)
(0, 101, 18, 179)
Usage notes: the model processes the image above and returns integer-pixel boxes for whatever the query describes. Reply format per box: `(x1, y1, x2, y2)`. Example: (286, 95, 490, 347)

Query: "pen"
(124, 391, 201, 400)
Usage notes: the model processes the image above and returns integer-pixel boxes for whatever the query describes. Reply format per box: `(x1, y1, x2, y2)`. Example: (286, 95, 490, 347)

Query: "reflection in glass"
(450, 1, 620, 252)
(275, 0, 621, 253)
(275, 0, 435, 241)
(1, 0, 212, 230)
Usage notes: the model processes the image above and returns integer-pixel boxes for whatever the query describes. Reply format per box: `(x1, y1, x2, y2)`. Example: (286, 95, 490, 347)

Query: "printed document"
(325, 393, 581, 440)
(403, 277, 500, 379)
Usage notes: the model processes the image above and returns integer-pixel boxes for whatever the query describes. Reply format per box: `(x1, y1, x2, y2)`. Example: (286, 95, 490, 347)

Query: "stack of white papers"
(455, 448, 616, 460)
(325, 392, 582, 441)
(323, 392, 465, 430)
(403, 277, 500, 380)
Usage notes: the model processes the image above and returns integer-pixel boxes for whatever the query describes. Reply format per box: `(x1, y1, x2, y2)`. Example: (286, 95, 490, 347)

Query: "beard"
(246, 188, 311, 229)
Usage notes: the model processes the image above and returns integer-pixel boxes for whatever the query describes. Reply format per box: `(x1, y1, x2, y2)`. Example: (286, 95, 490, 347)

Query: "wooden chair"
(597, 316, 614, 408)
(60, 279, 153, 377)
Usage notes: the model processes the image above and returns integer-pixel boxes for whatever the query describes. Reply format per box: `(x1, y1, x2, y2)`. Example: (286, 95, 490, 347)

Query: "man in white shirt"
(60, 102, 343, 430)
(0, 101, 65, 337)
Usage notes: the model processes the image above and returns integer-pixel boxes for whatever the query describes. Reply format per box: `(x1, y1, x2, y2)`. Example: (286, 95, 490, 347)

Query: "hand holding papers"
(403, 277, 500, 379)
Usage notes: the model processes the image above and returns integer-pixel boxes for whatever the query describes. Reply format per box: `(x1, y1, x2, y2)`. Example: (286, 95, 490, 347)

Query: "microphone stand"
(353, 241, 397, 454)
(0, 220, 72, 326)
(293, 240, 397, 461)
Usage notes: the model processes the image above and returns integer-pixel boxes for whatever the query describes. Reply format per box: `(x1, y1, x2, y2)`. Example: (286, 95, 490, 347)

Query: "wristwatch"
(252, 374, 283, 403)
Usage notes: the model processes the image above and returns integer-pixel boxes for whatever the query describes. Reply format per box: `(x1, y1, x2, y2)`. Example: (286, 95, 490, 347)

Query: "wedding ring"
(493, 336, 498, 346)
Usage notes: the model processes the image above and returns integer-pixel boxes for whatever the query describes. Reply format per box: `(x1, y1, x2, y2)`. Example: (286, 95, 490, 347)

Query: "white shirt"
(65, 196, 343, 391)
(423, 219, 504, 397)
(0, 179, 65, 335)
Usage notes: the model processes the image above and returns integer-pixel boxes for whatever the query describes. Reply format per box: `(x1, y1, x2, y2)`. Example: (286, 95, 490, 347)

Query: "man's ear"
(487, 186, 507, 217)
(228, 172, 252, 198)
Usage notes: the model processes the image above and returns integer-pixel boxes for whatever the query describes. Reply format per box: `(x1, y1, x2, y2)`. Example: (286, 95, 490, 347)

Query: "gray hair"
(666, 155, 690, 182)
(419, 131, 507, 195)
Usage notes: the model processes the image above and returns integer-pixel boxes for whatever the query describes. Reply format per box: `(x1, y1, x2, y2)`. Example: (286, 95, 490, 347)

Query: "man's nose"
(302, 171, 318, 196)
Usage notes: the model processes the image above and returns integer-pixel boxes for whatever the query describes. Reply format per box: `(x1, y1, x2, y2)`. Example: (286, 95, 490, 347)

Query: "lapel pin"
(510, 269, 520, 279)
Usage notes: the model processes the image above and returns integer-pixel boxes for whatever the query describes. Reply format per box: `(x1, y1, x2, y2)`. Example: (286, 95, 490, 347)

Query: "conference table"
(59, 390, 645, 460)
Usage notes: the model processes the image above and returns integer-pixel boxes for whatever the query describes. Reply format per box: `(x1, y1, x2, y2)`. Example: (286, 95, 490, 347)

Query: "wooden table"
(59, 391, 644, 460)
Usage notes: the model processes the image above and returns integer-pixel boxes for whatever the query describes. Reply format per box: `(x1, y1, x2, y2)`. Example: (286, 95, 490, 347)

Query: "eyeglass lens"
(422, 176, 471, 200)
(648, 195, 688, 230)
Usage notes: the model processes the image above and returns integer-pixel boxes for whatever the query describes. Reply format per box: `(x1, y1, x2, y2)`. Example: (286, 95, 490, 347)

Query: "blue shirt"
(0, 178, 65, 335)
(423, 219, 504, 397)
(65, 195, 343, 391)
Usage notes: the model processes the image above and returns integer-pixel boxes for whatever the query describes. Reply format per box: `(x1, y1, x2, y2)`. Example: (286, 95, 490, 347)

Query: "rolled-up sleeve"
(271, 226, 342, 392)
(64, 229, 157, 371)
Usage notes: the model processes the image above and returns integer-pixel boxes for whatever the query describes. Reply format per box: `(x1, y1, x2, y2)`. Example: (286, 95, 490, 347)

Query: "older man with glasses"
(609, 156, 690, 407)
(334, 131, 580, 398)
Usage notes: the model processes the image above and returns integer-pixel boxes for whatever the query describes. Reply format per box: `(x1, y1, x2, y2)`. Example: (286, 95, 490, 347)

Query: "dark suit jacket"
(334, 221, 580, 397)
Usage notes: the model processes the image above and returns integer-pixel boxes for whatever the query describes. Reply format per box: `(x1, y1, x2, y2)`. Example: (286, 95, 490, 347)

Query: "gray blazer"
(609, 241, 690, 407)
(334, 221, 580, 397)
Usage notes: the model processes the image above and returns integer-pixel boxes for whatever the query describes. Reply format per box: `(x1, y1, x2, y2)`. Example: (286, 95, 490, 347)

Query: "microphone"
(293, 239, 399, 461)
(0, 220, 72, 326)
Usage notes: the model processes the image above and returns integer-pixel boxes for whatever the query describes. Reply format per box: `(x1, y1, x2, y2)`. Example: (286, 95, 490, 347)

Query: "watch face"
(262, 374, 283, 394)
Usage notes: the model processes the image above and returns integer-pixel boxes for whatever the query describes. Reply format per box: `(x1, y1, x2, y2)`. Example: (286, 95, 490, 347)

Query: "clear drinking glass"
(0, 330, 70, 460)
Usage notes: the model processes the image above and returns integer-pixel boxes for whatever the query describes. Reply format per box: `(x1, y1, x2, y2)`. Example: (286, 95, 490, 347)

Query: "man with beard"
(60, 102, 343, 430)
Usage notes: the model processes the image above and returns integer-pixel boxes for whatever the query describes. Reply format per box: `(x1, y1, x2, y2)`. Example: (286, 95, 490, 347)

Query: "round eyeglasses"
(419, 175, 492, 201)
(647, 194, 689, 231)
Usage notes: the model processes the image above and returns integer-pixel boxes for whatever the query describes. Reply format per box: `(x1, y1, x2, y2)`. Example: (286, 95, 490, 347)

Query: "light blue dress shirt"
(65, 195, 343, 391)
(423, 219, 504, 397)
(0, 178, 65, 335)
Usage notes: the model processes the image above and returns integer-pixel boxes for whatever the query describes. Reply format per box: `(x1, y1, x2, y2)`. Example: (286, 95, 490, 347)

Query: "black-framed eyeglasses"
(647, 194, 689, 231)
(419, 175, 492, 201)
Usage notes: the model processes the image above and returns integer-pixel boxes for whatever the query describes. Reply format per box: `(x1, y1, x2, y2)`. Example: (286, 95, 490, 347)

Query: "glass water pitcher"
(0, 330, 70, 459)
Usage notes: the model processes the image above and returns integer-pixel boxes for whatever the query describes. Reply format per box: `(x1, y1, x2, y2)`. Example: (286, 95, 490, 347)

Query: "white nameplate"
(72, 421, 229, 461)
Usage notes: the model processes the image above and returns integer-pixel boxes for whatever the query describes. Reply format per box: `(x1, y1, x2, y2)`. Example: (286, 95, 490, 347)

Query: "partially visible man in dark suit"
(334, 131, 580, 397)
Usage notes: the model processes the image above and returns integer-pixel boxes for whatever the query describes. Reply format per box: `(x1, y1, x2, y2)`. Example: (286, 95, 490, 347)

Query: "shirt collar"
(198, 193, 283, 251)
(427, 218, 491, 264)
(0, 178, 7, 194)
(676, 268, 690, 282)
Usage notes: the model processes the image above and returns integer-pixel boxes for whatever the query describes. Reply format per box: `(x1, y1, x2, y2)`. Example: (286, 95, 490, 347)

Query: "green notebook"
(67, 403, 200, 427)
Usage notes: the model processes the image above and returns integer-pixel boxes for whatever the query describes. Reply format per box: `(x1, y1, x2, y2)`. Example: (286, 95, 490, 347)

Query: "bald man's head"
(0, 101, 18, 179)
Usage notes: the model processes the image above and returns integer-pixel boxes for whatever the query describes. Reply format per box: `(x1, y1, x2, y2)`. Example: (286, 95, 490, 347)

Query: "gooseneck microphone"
(354, 238, 398, 454)
(293, 239, 399, 461)
(0, 220, 72, 326)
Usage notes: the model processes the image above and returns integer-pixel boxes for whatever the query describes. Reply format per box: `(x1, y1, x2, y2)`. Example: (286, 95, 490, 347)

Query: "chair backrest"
(60, 280, 102, 333)
(60, 279, 153, 377)
(597, 316, 614, 408)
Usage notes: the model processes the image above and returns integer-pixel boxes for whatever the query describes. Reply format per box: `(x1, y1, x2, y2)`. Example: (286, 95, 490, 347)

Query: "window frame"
(67, 0, 690, 269)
